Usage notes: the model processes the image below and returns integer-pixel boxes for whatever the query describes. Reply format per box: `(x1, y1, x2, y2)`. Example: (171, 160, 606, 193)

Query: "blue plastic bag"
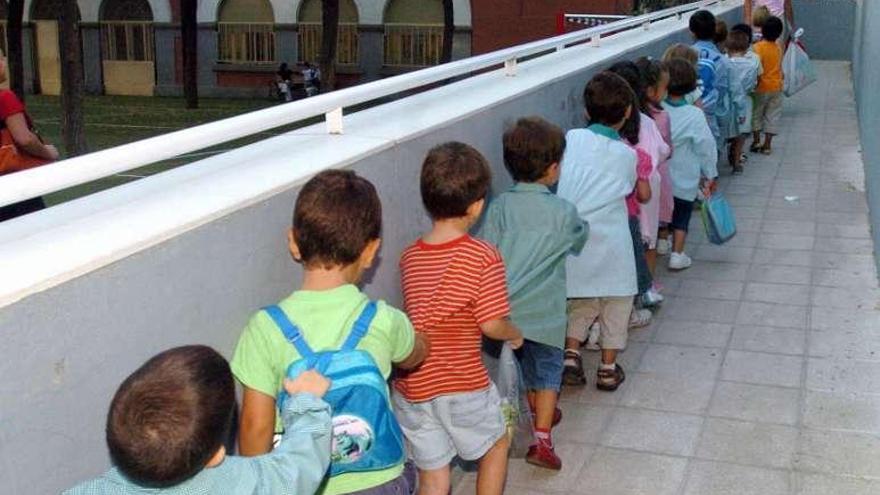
(701, 192, 737, 244)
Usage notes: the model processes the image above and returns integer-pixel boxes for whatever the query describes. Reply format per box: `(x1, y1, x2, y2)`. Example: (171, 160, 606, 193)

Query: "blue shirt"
(480, 182, 588, 348)
(693, 40, 730, 118)
(663, 99, 719, 201)
(63, 393, 332, 495)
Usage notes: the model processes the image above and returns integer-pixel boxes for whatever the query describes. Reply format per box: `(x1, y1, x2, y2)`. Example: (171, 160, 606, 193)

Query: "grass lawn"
(26, 95, 296, 205)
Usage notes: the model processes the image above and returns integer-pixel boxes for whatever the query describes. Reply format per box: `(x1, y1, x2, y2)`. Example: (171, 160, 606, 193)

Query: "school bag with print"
(264, 301, 406, 477)
(696, 46, 721, 107)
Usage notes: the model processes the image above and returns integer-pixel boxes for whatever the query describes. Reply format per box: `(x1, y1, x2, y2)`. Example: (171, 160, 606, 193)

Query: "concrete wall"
(853, 0, 880, 269)
(794, 0, 856, 61)
(0, 4, 741, 493)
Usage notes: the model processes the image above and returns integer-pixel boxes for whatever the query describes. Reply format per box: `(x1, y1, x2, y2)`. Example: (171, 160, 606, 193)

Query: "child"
(480, 117, 588, 471)
(726, 29, 762, 173)
(232, 170, 429, 495)
(751, 16, 785, 155)
(65, 346, 333, 495)
(635, 57, 674, 264)
(715, 19, 729, 53)
(394, 142, 523, 495)
(751, 5, 771, 42)
(662, 44, 703, 107)
(691, 9, 730, 148)
(558, 72, 638, 391)
(663, 59, 719, 270)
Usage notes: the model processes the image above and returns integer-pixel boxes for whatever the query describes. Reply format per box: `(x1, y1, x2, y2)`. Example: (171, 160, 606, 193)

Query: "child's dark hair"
(715, 19, 729, 46)
(421, 142, 491, 219)
(731, 23, 753, 43)
(106, 346, 234, 488)
(635, 57, 668, 114)
(727, 30, 751, 54)
(689, 10, 717, 41)
(666, 58, 698, 97)
(607, 61, 643, 144)
(584, 71, 634, 128)
(293, 169, 382, 268)
(502, 117, 566, 183)
(762, 16, 784, 42)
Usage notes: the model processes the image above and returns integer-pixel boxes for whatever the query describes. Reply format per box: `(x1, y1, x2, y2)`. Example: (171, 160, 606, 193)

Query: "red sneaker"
(526, 441, 562, 471)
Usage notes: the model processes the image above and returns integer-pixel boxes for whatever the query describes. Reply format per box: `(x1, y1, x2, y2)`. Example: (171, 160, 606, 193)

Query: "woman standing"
(744, 0, 795, 43)
(0, 52, 60, 222)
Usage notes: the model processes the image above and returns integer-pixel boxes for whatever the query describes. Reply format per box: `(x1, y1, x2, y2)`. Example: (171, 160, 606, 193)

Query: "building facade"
(3, 0, 630, 97)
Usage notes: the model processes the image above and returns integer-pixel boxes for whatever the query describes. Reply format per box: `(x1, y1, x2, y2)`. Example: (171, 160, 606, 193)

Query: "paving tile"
(812, 268, 879, 289)
(574, 448, 687, 495)
(601, 409, 703, 456)
(502, 443, 596, 493)
(809, 327, 880, 360)
(745, 264, 812, 285)
(793, 473, 880, 495)
(721, 350, 804, 388)
(815, 223, 871, 239)
(620, 371, 715, 414)
(812, 252, 876, 271)
(806, 359, 880, 394)
(813, 237, 875, 255)
(810, 307, 880, 332)
(709, 382, 800, 425)
(682, 460, 789, 495)
(661, 297, 740, 323)
(729, 325, 806, 356)
(804, 390, 880, 432)
(675, 262, 750, 282)
(551, 405, 614, 445)
(673, 280, 744, 301)
(752, 248, 814, 267)
(761, 219, 817, 236)
(811, 286, 880, 311)
(797, 429, 880, 477)
(692, 245, 755, 264)
(695, 418, 799, 469)
(736, 301, 808, 329)
(653, 320, 732, 348)
(743, 282, 811, 305)
(757, 233, 815, 250)
(638, 344, 724, 378)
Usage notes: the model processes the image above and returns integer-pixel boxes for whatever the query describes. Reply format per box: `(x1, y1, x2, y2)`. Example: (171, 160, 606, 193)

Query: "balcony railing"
(217, 22, 275, 64)
(297, 22, 359, 65)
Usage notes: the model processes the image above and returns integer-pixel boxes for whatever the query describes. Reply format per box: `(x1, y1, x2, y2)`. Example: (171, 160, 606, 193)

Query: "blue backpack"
(696, 45, 722, 108)
(263, 302, 406, 477)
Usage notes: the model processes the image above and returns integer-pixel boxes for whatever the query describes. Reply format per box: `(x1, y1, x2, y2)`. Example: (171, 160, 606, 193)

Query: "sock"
(563, 349, 580, 367)
(534, 427, 552, 445)
(600, 362, 616, 371)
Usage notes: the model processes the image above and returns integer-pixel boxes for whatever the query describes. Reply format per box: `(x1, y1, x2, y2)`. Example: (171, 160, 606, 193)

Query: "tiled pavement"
(453, 61, 880, 494)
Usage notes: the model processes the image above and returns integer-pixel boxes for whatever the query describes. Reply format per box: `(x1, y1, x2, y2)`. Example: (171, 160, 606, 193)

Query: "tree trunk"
(440, 0, 454, 63)
(58, 0, 87, 155)
(181, 0, 198, 109)
(319, 0, 339, 91)
(7, 0, 25, 100)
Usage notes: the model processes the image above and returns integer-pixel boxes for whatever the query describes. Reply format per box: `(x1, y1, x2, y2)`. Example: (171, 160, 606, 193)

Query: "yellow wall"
(102, 61, 155, 96)
(218, 0, 274, 23)
(385, 0, 443, 24)
(298, 0, 358, 23)
(34, 20, 60, 96)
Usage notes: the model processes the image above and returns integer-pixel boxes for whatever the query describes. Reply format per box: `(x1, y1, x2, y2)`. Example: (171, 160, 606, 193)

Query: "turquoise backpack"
(263, 301, 406, 477)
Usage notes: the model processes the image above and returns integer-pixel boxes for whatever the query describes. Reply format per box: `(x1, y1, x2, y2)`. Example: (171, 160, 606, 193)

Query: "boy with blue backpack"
(232, 169, 430, 495)
(691, 9, 730, 149)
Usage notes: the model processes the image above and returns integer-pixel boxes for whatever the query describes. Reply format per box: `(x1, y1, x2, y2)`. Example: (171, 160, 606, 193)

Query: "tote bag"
(701, 192, 737, 245)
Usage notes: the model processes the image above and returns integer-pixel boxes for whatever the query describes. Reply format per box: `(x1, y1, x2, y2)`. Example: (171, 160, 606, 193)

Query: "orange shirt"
(754, 40, 784, 93)
(394, 235, 511, 402)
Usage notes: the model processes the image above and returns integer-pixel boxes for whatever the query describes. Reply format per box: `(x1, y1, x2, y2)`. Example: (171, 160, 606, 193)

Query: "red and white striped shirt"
(394, 235, 511, 402)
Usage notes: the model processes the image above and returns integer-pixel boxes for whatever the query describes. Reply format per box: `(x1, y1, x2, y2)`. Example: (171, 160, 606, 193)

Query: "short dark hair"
(689, 10, 717, 41)
(293, 169, 382, 269)
(584, 71, 634, 127)
(666, 58, 698, 97)
(731, 23, 753, 43)
(762, 16, 784, 42)
(635, 57, 669, 114)
(715, 19, 728, 45)
(502, 117, 566, 183)
(421, 142, 491, 219)
(107, 346, 235, 488)
(727, 30, 751, 53)
(607, 61, 644, 144)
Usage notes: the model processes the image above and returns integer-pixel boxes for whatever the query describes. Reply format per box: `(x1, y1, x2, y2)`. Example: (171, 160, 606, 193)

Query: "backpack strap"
(341, 301, 378, 351)
(263, 305, 315, 358)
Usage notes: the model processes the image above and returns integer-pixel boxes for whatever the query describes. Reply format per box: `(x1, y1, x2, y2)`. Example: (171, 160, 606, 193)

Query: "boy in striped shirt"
(393, 142, 524, 495)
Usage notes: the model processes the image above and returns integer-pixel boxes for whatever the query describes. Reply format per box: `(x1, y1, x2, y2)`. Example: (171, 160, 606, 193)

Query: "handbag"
(0, 127, 51, 175)
(701, 192, 737, 245)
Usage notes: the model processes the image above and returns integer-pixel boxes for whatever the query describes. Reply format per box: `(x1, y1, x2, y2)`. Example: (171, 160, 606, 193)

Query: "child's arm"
(395, 332, 430, 370)
(636, 179, 652, 204)
(239, 387, 279, 456)
(692, 113, 719, 183)
(566, 203, 589, 255)
(480, 318, 524, 349)
(252, 371, 333, 495)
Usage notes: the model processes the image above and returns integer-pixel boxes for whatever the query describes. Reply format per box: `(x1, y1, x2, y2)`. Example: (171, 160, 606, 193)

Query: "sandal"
(749, 143, 762, 153)
(562, 350, 587, 386)
(759, 147, 773, 155)
(596, 364, 626, 391)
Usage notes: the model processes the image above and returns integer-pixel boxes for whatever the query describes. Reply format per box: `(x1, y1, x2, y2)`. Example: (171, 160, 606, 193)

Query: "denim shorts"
(517, 339, 564, 392)
(672, 196, 695, 232)
(392, 386, 506, 470)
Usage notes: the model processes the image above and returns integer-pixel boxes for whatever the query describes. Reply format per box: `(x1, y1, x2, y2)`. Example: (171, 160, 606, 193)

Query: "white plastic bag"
(482, 340, 534, 458)
(783, 29, 817, 97)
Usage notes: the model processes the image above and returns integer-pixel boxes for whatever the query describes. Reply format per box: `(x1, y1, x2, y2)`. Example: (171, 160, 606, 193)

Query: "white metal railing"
(0, 0, 731, 208)
(564, 14, 632, 30)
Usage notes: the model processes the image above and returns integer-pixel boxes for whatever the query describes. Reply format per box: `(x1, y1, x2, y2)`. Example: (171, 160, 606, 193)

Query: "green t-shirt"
(231, 284, 415, 495)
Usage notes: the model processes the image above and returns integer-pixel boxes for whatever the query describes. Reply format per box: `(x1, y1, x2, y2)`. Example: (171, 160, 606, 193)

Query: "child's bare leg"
(762, 133, 775, 152)
(477, 436, 510, 495)
(673, 228, 687, 254)
(533, 390, 558, 431)
(601, 348, 619, 366)
(645, 248, 657, 275)
(565, 336, 581, 350)
(417, 465, 450, 495)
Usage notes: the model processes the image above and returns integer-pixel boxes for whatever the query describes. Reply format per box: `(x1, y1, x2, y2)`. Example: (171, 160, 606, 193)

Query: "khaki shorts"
(567, 297, 634, 350)
(753, 92, 783, 135)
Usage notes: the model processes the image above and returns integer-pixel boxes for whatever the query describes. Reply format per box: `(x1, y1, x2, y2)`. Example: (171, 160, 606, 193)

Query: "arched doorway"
(31, 0, 81, 95)
(297, 0, 359, 66)
(383, 0, 443, 68)
(216, 0, 275, 65)
(100, 0, 155, 95)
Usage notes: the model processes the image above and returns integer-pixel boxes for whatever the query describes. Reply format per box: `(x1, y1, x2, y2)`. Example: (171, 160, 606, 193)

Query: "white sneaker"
(642, 287, 665, 306)
(584, 322, 601, 350)
(668, 252, 692, 271)
(656, 238, 671, 256)
(629, 308, 653, 329)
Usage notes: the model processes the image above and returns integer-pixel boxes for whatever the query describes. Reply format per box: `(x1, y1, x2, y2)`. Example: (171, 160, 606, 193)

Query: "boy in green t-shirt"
(231, 169, 429, 495)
